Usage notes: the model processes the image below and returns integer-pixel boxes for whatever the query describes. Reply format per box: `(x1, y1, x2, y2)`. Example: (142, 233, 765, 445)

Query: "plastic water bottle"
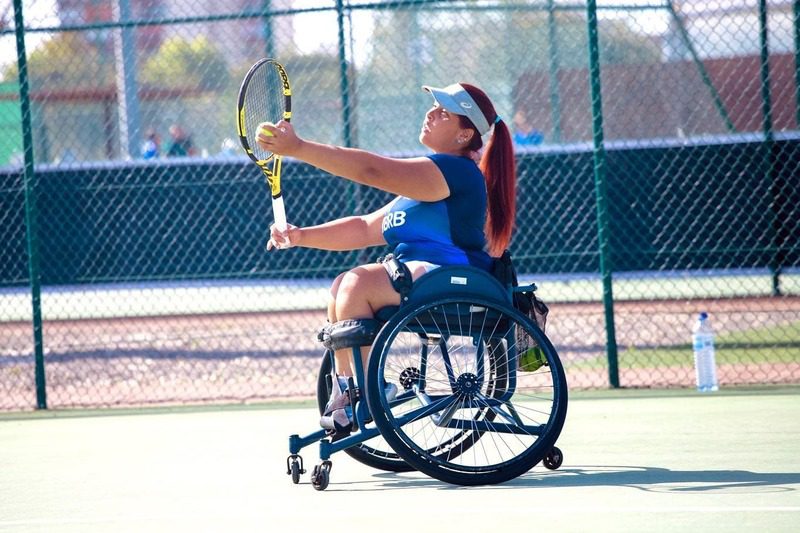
(692, 312, 719, 392)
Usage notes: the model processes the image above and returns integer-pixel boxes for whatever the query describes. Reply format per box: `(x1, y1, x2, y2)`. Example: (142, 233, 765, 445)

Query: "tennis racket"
(236, 58, 292, 243)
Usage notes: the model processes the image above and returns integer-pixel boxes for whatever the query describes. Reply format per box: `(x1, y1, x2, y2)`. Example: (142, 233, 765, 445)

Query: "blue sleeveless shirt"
(381, 153, 493, 270)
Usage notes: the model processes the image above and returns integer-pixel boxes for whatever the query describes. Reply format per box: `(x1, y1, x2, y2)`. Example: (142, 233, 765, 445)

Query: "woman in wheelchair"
(257, 83, 516, 435)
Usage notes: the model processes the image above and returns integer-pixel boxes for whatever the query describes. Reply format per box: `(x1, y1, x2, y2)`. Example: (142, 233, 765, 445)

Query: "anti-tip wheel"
(290, 460, 301, 484)
(286, 454, 305, 484)
(543, 447, 563, 470)
(311, 462, 331, 491)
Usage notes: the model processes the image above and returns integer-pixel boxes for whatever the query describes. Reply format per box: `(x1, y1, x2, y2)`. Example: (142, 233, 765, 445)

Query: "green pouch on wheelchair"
(515, 291, 550, 372)
(493, 250, 550, 372)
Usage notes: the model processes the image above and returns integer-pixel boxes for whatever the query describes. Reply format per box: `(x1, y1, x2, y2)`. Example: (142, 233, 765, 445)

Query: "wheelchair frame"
(287, 263, 568, 490)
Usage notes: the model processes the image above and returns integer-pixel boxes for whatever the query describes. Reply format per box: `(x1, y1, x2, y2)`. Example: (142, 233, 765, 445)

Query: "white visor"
(422, 83, 491, 135)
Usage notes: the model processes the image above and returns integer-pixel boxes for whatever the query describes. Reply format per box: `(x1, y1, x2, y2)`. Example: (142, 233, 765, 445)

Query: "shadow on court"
(335, 467, 800, 494)
(504, 466, 800, 493)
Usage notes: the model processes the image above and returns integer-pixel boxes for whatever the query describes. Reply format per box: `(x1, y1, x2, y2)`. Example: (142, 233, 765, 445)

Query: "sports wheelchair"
(287, 253, 568, 490)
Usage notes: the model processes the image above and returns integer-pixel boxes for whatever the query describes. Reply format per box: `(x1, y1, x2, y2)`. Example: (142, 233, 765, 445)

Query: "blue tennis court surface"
(1, 389, 798, 532)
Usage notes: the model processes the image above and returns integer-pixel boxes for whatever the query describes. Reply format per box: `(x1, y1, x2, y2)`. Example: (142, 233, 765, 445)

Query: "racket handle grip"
(272, 196, 287, 232)
(271, 196, 290, 249)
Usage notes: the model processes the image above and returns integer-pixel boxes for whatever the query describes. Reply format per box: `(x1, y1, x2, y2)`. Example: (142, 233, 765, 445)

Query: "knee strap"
(317, 319, 382, 351)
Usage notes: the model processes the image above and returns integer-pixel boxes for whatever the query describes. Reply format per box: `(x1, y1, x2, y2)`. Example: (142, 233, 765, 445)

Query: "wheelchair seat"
(375, 264, 512, 322)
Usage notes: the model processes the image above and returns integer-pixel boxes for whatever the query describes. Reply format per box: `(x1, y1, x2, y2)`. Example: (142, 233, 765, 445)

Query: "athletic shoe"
(320, 379, 399, 435)
(319, 377, 353, 435)
(319, 393, 353, 434)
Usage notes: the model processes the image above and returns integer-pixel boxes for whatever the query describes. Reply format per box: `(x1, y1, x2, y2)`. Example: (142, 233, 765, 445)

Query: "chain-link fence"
(1, 0, 798, 410)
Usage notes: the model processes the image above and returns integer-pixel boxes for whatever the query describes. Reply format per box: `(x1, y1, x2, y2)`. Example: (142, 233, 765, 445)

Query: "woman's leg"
(327, 272, 345, 323)
(329, 262, 430, 376)
(321, 262, 433, 430)
(329, 263, 398, 376)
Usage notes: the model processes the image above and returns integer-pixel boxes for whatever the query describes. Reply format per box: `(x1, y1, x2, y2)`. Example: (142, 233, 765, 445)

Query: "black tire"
(311, 464, 329, 491)
(366, 298, 568, 486)
(316, 353, 413, 472)
(290, 460, 301, 484)
(543, 447, 564, 470)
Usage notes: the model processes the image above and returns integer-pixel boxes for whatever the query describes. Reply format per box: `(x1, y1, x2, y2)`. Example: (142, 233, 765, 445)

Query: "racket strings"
(243, 63, 288, 161)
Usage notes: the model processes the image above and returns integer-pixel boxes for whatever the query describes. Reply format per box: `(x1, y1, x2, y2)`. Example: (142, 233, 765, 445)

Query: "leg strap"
(380, 253, 413, 301)
(317, 319, 382, 351)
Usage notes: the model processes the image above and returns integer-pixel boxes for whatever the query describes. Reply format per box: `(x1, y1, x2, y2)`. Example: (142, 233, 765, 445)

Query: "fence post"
(758, 0, 781, 296)
(262, 0, 276, 59)
(586, 0, 619, 388)
(13, 0, 47, 409)
(112, 0, 141, 160)
(546, 0, 563, 143)
(335, 0, 354, 148)
(795, 0, 800, 128)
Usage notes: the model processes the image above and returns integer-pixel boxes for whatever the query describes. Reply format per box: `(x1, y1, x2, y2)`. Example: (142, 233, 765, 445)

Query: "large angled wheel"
(365, 297, 568, 486)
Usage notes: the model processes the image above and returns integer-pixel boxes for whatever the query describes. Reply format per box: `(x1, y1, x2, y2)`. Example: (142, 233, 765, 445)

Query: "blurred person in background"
(512, 110, 544, 147)
(166, 124, 196, 157)
(141, 128, 160, 160)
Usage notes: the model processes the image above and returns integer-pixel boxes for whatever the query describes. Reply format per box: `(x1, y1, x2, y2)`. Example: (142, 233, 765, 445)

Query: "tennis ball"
(258, 125, 274, 137)
(519, 346, 547, 372)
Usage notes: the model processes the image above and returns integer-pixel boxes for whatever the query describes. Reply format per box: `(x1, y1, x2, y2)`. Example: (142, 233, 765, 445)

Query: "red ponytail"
(460, 84, 517, 257)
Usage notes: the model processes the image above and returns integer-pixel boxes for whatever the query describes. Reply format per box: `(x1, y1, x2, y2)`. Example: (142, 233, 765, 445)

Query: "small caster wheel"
(290, 460, 301, 484)
(311, 461, 332, 491)
(286, 454, 305, 484)
(543, 446, 563, 470)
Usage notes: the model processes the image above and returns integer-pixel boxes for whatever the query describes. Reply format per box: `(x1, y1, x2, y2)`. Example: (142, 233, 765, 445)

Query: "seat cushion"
(375, 305, 399, 322)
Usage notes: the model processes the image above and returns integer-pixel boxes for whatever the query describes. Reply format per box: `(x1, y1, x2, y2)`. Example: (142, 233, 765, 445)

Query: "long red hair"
(459, 83, 517, 257)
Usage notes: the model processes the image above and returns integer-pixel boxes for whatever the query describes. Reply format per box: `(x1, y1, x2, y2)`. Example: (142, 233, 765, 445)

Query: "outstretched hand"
(256, 120, 302, 157)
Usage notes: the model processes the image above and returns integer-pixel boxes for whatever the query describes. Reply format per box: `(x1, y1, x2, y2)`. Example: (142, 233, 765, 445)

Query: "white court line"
(0, 278, 331, 321)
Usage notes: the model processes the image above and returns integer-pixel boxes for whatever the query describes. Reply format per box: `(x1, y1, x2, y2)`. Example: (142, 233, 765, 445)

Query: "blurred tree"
(1, 32, 115, 90)
(140, 35, 230, 92)
(355, 4, 662, 151)
(498, 11, 662, 80)
(283, 52, 343, 98)
(281, 52, 350, 145)
(362, 7, 662, 89)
